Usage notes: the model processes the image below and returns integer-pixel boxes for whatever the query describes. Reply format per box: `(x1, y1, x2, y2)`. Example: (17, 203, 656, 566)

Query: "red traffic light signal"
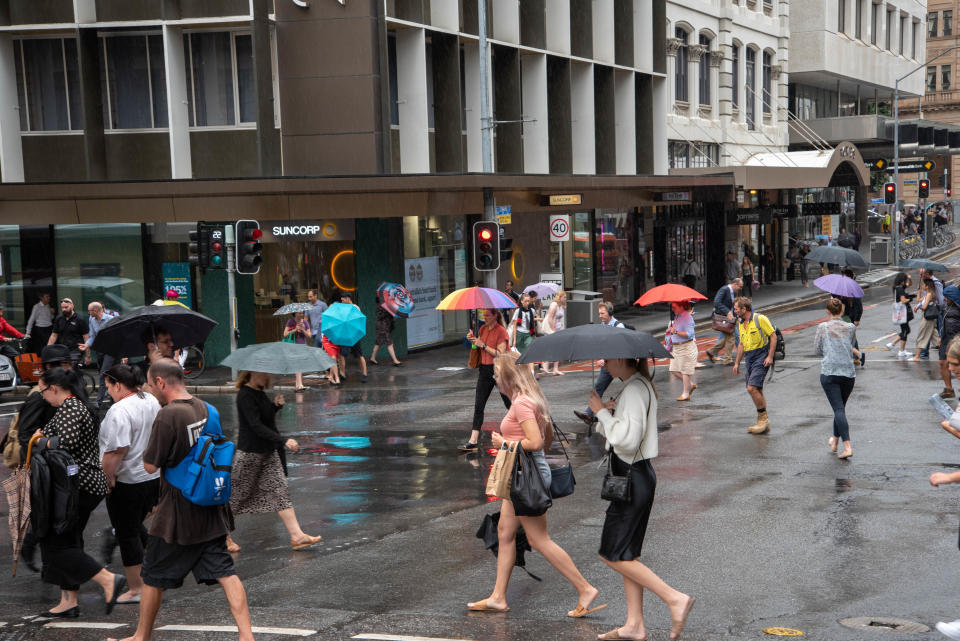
(919, 179, 930, 199)
(884, 182, 896, 205)
(478, 228, 493, 242)
(235, 220, 263, 274)
(472, 221, 501, 271)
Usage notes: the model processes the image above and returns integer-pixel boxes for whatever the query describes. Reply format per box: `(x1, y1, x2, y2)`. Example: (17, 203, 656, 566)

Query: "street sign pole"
(478, 0, 496, 289)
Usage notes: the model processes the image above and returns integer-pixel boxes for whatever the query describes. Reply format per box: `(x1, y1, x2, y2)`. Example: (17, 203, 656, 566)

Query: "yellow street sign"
(923, 160, 936, 171)
(873, 159, 887, 170)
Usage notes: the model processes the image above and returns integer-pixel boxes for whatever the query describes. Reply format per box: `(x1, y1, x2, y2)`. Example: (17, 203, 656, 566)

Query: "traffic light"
(500, 237, 514, 266)
(235, 220, 263, 274)
(884, 182, 897, 205)
(208, 224, 227, 269)
(919, 179, 930, 199)
(948, 186, 953, 198)
(188, 224, 209, 270)
(473, 221, 500, 271)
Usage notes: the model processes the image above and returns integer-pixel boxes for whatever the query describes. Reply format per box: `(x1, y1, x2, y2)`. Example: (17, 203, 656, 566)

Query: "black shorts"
(141, 534, 235, 590)
(337, 344, 363, 358)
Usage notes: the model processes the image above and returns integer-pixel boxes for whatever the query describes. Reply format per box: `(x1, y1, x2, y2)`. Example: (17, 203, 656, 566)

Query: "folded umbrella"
(436, 286, 518, 310)
(803, 246, 867, 268)
(321, 302, 367, 346)
(2, 434, 41, 576)
(272, 302, 315, 316)
(92, 305, 217, 359)
(517, 324, 671, 364)
(813, 274, 864, 298)
(899, 258, 950, 272)
(634, 283, 707, 306)
(524, 282, 560, 299)
(220, 341, 336, 374)
(476, 513, 540, 581)
(378, 282, 415, 318)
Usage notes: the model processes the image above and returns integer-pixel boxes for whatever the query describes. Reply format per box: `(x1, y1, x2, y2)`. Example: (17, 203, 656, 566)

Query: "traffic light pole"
(478, 0, 497, 289)
(225, 226, 238, 379)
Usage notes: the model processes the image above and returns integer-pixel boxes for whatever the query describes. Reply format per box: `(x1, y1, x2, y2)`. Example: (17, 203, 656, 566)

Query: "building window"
(184, 31, 256, 127)
(762, 51, 772, 114)
(943, 65, 952, 91)
(101, 35, 168, 130)
(928, 66, 938, 92)
(886, 8, 894, 50)
(675, 28, 688, 103)
(855, 0, 863, 39)
(900, 15, 906, 54)
(871, 1, 880, 45)
(667, 140, 719, 169)
(746, 48, 756, 130)
(731, 44, 740, 109)
(699, 34, 711, 106)
(913, 21, 919, 59)
(13, 38, 81, 132)
(945, 10, 953, 36)
(838, 0, 846, 33)
(929, 11, 939, 38)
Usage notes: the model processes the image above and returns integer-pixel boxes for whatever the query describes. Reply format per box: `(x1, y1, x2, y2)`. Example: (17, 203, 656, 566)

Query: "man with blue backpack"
(108, 358, 252, 641)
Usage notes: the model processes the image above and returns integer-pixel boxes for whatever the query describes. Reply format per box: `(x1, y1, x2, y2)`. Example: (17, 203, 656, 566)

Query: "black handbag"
(549, 422, 575, 499)
(510, 445, 552, 516)
(925, 303, 941, 320)
(600, 382, 651, 503)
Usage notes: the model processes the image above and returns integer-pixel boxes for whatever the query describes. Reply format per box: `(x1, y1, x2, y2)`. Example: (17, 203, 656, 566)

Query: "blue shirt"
(86, 310, 118, 347)
(306, 301, 328, 336)
(671, 311, 695, 343)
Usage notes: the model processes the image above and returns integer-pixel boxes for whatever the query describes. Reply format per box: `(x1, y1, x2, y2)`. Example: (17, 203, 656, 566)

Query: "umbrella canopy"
(803, 246, 868, 268)
(517, 324, 671, 364)
(321, 302, 367, 346)
(91, 305, 217, 359)
(2, 434, 41, 576)
(634, 283, 708, 306)
(813, 274, 864, 298)
(436, 286, 519, 310)
(151, 299, 189, 308)
(524, 282, 560, 299)
(220, 341, 336, 374)
(899, 258, 950, 272)
(378, 282, 415, 318)
(272, 302, 315, 316)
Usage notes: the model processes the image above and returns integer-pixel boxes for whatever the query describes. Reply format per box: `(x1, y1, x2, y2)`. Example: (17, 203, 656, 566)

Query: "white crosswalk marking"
(43, 621, 127, 629)
(155, 624, 316, 636)
(352, 635, 473, 641)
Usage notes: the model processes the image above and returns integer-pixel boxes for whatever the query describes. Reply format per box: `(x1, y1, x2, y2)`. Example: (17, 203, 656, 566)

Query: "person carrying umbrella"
(225, 370, 322, 553)
(369, 289, 403, 367)
(815, 299, 857, 460)
(573, 302, 625, 427)
(461, 309, 511, 451)
(667, 301, 697, 401)
(282, 311, 312, 392)
(334, 292, 368, 383)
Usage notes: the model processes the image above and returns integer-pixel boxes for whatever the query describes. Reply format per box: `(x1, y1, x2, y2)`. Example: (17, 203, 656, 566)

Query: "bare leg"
(520, 513, 598, 615)
(942, 360, 953, 389)
(552, 361, 564, 375)
(107, 584, 163, 641)
(603, 558, 693, 640)
(50, 588, 79, 612)
(338, 355, 346, 378)
(217, 575, 254, 641)
(369, 345, 380, 363)
(746, 386, 765, 410)
(681, 373, 693, 397)
(119, 564, 144, 600)
(600, 578, 647, 640)
(295, 372, 303, 389)
(358, 356, 367, 376)
(468, 499, 517, 610)
(278, 507, 321, 545)
(91, 568, 120, 602)
(386, 344, 401, 364)
(327, 364, 340, 384)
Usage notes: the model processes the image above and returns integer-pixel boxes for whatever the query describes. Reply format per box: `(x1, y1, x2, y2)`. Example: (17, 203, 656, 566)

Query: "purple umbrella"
(813, 274, 864, 298)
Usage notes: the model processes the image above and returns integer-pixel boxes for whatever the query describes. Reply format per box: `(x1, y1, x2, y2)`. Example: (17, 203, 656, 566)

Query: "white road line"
(872, 332, 898, 343)
(352, 635, 473, 641)
(43, 621, 127, 629)
(435, 367, 464, 371)
(155, 624, 316, 636)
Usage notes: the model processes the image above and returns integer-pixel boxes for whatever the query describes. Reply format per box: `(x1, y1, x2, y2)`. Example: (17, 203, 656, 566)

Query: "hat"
(945, 285, 960, 308)
(165, 289, 179, 299)
(40, 344, 73, 365)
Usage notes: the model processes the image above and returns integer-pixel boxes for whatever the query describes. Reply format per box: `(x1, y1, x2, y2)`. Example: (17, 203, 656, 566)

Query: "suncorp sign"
(273, 224, 322, 237)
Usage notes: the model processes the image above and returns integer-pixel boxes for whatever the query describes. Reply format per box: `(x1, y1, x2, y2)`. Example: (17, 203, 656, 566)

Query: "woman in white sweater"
(588, 357, 695, 641)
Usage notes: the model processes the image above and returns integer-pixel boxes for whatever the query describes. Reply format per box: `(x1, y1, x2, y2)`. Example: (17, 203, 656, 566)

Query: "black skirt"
(599, 455, 657, 562)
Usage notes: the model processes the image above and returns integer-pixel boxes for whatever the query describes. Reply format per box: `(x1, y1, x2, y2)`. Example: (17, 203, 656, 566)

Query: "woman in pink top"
(467, 352, 606, 619)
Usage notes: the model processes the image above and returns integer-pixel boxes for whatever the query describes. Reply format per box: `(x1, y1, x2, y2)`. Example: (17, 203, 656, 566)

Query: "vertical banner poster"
(404, 256, 442, 347)
(161, 262, 193, 310)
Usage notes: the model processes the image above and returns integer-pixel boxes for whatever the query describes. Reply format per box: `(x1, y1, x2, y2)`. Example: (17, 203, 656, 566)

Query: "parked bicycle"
(179, 344, 206, 380)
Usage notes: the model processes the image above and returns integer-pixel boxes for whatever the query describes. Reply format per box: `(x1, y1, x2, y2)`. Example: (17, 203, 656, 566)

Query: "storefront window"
(595, 210, 638, 307)
(402, 216, 468, 347)
(572, 212, 593, 292)
(665, 219, 705, 288)
(0, 226, 25, 325)
(54, 224, 145, 313)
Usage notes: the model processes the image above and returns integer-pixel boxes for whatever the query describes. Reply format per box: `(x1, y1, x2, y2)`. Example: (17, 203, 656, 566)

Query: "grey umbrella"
(516, 324, 671, 364)
(272, 302, 315, 316)
(220, 341, 337, 374)
(899, 258, 950, 272)
(803, 245, 868, 268)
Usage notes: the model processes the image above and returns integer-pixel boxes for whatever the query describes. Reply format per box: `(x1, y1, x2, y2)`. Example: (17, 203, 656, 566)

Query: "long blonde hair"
(494, 352, 554, 448)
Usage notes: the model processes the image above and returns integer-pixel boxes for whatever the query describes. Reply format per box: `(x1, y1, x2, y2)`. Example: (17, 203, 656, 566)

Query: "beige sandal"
(291, 534, 322, 550)
(467, 599, 509, 612)
(568, 602, 608, 618)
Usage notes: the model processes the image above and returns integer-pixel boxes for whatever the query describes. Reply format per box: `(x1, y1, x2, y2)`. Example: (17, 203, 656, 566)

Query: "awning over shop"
(669, 141, 869, 190)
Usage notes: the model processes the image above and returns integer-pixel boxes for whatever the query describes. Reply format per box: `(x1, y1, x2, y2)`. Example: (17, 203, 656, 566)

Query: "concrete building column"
(709, 50, 722, 118)
(463, 42, 483, 172)
(396, 28, 430, 174)
(652, 75, 668, 174)
(570, 62, 595, 174)
(0, 34, 24, 183)
(688, 44, 705, 113)
(614, 70, 636, 175)
(492, 0, 520, 44)
(666, 37, 682, 109)
(592, 0, 615, 64)
(633, 0, 652, 72)
(163, 26, 192, 179)
(546, 0, 571, 55)
(521, 53, 548, 174)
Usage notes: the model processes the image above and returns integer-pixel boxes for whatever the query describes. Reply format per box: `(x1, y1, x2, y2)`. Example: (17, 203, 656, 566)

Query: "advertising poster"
(404, 256, 442, 347)
(161, 262, 193, 309)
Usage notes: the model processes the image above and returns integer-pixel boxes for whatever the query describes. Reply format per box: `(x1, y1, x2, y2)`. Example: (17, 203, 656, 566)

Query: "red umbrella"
(634, 284, 707, 306)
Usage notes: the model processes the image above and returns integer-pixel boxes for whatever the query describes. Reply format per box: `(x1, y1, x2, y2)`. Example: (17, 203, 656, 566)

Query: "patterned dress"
(42, 396, 107, 496)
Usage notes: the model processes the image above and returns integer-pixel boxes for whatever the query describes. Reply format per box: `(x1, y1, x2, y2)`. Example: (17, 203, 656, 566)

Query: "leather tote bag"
(549, 422, 575, 499)
(510, 446, 552, 516)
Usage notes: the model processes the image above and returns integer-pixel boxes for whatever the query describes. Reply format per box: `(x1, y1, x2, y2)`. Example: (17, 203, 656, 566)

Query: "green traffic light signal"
(211, 254, 223, 267)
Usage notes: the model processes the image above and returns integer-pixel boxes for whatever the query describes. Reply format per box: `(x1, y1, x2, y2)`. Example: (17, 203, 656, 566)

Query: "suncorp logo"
(273, 225, 322, 236)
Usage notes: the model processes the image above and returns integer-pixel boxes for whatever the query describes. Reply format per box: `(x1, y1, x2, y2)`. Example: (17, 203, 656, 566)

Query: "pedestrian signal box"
(235, 220, 263, 274)
(884, 182, 897, 205)
(473, 221, 501, 271)
(188, 225, 208, 270)
(207, 224, 227, 269)
(919, 179, 930, 199)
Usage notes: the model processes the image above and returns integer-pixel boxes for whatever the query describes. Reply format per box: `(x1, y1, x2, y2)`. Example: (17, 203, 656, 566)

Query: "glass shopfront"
(54, 224, 146, 313)
(594, 209, 641, 307)
(0, 226, 25, 325)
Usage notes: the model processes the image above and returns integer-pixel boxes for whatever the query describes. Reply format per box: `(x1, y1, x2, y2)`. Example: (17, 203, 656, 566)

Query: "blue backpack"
(164, 402, 234, 506)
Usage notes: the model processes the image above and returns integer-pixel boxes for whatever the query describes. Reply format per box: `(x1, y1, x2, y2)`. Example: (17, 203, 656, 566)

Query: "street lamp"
(893, 45, 960, 266)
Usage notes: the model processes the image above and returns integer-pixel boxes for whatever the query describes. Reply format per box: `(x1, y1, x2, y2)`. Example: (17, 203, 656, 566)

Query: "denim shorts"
(743, 348, 769, 389)
(530, 449, 552, 489)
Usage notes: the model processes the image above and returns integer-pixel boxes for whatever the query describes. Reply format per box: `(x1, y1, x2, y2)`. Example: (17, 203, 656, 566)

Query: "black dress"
(599, 455, 657, 562)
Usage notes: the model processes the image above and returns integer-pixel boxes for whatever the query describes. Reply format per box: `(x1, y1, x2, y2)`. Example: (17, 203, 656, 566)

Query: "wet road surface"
(1, 273, 960, 639)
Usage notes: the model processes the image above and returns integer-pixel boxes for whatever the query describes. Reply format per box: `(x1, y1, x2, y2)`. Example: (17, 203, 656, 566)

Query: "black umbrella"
(899, 258, 950, 272)
(92, 305, 217, 358)
(516, 324, 671, 364)
(476, 513, 540, 581)
(803, 246, 867, 268)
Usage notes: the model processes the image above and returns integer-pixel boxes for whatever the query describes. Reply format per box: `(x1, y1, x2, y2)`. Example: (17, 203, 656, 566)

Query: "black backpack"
(30, 447, 79, 538)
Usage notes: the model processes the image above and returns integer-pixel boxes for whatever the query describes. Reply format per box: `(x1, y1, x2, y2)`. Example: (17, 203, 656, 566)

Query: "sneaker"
(573, 410, 597, 426)
(898, 350, 911, 359)
(458, 441, 479, 452)
(885, 341, 896, 350)
(942, 387, 956, 399)
(937, 620, 960, 640)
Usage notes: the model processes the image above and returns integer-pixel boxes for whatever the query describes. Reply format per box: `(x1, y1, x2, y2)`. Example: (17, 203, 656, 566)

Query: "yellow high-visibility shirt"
(736, 313, 775, 352)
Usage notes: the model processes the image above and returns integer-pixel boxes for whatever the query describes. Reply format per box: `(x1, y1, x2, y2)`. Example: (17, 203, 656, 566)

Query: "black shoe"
(39, 606, 79, 619)
(105, 574, 127, 615)
(706, 352, 716, 363)
(458, 441, 479, 452)
(573, 410, 596, 426)
(859, 353, 866, 368)
(361, 375, 367, 383)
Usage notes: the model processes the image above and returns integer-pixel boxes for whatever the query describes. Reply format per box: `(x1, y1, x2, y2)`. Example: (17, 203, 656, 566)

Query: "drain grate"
(838, 617, 930, 633)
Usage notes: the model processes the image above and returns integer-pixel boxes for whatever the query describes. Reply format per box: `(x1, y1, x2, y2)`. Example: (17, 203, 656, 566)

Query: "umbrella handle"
(24, 433, 43, 471)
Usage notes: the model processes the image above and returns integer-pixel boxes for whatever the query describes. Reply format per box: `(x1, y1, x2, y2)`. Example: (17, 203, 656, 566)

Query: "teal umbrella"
(321, 302, 367, 346)
(220, 341, 336, 374)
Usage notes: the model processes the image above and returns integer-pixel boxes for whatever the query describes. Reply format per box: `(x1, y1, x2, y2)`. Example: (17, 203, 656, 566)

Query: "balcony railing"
(921, 90, 960, 106)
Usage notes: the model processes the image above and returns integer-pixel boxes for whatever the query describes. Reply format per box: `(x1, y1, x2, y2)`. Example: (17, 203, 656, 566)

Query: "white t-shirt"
(99, 393, 162, 484)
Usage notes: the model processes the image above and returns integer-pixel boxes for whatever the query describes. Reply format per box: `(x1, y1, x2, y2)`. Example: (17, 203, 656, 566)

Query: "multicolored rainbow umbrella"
(435, 286, 519, 311)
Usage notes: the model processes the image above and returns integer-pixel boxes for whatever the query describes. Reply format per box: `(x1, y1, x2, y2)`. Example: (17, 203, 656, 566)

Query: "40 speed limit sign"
(549, 215, 570, 242)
